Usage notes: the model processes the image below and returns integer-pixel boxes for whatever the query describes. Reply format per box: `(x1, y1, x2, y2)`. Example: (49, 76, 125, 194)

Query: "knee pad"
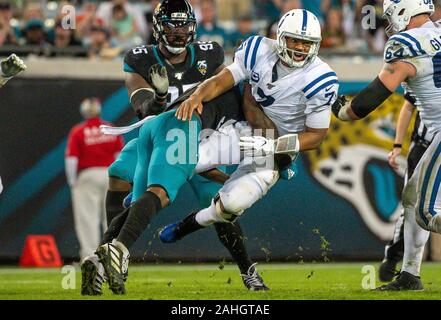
(216, 192, 251, 216)
(215, 198, 242, 223)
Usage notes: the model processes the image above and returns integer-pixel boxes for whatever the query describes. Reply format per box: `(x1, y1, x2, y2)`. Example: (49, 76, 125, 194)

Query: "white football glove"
(148, 64, 169, 97)
(1, 54, 27, 78)
(239, 134, 300, 158)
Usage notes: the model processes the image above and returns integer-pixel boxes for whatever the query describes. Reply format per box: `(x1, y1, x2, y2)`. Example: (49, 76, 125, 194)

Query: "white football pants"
(405, 132, 441, 233)
(196, 120, 280, 217)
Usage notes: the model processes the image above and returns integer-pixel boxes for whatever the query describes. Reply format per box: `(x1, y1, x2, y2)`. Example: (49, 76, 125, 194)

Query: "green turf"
(0, 262, 440, 300)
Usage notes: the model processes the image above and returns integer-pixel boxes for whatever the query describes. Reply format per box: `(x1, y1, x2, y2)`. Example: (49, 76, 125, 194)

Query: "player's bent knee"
(217, 196, 244, 221)
(108, 176, 131, 192)
(147, 186, 169, 208)
(219, 185, 260, 214)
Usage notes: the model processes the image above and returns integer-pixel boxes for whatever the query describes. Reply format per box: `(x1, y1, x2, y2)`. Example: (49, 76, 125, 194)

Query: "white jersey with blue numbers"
(227, 36, 339, 136)
(384, 21, 441, 135)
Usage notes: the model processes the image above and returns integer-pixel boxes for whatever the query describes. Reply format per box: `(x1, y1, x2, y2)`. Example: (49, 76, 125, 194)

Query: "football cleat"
(378, 259, 399, 282)
(159, 211, 204, 243)
(81, 254, 106, 296)
(159, 222, 179, 243)
(376, 271, 424, 291)
(96, 239, 129, 295)
(240, 263, 269, 291)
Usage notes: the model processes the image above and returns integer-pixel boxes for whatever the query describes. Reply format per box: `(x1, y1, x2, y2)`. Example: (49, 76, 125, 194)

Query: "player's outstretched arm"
(0, 54, 27, 88)
(175, 68, 236, 121)
(332, 61, 416, 121)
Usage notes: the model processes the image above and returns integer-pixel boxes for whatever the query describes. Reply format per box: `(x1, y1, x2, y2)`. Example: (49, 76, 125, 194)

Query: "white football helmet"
(276, 9, 322, 68)
(383, 0, 435, 37)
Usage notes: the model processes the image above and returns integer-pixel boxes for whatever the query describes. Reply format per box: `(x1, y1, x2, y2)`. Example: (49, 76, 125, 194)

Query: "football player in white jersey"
(332, 0, 440, 290)
(0, 53, 27, 194)
(159, 10, 339, 247)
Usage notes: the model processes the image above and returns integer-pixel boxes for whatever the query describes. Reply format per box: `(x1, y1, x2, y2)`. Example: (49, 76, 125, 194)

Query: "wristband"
(393, 143, 402, 148)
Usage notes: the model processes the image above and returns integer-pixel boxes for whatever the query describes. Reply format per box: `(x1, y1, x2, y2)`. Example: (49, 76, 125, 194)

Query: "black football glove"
(331, 95, 351, 121)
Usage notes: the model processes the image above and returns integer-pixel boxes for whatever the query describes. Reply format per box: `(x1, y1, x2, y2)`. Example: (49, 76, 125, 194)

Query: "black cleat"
(376, 271, 424, 291)
(378, 259, 399, 282)
(96, 240, 129, 295)
(241, 263, 269, 291)
(81, 255, 106, 296)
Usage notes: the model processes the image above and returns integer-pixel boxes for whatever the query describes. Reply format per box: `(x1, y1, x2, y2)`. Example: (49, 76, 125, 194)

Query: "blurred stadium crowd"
(2, 0, 441, 59)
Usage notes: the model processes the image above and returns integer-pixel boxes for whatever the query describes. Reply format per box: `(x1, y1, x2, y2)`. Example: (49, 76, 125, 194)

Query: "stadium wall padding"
(0, 78, 409, 262)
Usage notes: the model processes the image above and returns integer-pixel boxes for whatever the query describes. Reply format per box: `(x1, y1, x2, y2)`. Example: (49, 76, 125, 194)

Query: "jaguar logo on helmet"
(153, 0, 197, 55)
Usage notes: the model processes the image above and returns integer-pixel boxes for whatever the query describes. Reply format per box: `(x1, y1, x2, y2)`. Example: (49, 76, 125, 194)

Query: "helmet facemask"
(276, 32, 320, 68)
(154, 14, 196, 55)
(382, 5, 409, 37)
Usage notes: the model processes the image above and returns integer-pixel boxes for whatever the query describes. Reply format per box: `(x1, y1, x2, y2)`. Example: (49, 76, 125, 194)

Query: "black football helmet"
(153, 0, 197, 55)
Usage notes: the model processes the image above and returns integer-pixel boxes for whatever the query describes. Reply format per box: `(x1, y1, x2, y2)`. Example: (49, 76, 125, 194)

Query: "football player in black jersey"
(81, 0, 268, 295)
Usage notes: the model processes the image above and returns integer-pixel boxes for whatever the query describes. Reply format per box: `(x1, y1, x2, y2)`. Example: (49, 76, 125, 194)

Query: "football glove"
(239, 134, 300, 158)
(331, 95, 352, 121)
(148, 64, 169, 97)
(1, 54, 27, 78)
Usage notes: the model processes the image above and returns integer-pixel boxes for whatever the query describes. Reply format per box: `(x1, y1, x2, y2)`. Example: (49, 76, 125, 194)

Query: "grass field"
(0, 262, 440, 300)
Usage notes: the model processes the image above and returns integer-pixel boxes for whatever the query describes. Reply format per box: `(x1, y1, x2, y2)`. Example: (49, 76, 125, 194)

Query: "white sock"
(402, 206, 430, 276)
(195, 200, 225, 226)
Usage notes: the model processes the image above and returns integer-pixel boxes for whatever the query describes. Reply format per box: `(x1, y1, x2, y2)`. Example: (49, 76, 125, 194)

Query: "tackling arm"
(298, 127, 328, 151)
(333, 61, 416, 120)
(175, 68, 236, 121)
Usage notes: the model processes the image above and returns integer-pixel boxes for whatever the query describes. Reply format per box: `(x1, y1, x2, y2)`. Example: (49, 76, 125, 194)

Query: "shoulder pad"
(237, 35, 266, 71)
(384, 32, 427, 63)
